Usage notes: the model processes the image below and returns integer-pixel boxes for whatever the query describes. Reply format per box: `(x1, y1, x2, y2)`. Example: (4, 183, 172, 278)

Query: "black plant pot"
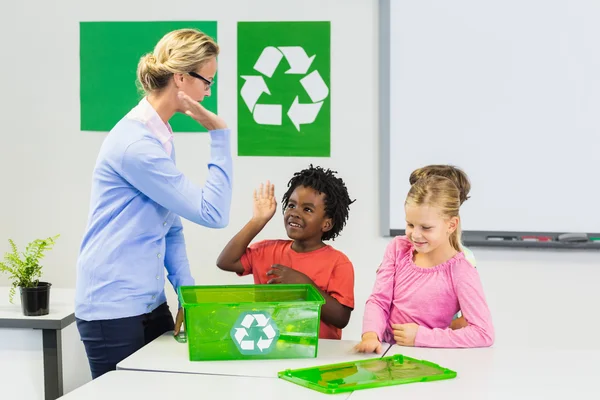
(19, 282, 51, 316)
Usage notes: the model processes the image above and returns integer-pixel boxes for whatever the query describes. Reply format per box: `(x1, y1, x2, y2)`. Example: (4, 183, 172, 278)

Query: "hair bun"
(143, 53, 158, 66)
(409, 164, 471, 205)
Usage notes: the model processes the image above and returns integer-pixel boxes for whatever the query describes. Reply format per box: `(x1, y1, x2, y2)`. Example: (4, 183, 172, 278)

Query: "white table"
(345, 345, 600, 399)
(117, 332, 391, 377)
(59, 370, 351, 399)
(0, 287, 76, 400)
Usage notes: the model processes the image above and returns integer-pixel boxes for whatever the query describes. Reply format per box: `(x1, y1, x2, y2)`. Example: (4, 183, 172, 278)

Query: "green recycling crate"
(177, 284, 325, 361)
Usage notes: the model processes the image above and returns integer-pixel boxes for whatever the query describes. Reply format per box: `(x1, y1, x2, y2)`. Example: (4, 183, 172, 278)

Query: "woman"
(75, 28, 232, 379)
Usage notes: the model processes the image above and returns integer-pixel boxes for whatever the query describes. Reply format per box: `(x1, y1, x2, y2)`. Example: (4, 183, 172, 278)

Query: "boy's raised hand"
(253, 181, 277, 224)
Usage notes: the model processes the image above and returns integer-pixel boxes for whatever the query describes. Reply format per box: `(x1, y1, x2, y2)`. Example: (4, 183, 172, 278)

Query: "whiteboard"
(379, 0, 600, 247)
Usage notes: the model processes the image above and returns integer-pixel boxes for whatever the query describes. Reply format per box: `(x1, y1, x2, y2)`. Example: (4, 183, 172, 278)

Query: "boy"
(217, 165, 355, 339)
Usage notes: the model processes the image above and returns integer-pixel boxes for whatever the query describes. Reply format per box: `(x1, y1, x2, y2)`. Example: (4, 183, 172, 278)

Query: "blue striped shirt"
(75, 115, 232, 321)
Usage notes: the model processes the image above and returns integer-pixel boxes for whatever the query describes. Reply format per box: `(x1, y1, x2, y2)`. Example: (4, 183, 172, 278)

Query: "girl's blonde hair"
(406, 166, 471, 251)
(136, 28, 219, 93)
(409, 165, 471, 205)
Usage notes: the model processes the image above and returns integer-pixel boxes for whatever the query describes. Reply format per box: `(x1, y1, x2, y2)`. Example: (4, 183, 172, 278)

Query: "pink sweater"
(362, 236, 494, 348)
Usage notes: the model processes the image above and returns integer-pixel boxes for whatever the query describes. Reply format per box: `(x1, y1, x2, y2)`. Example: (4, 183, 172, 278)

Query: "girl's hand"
(354, 332, 383, 354)
(252, 181, 277, 224)
(392, 323, 419, 346)
(177, 91, 227, 131)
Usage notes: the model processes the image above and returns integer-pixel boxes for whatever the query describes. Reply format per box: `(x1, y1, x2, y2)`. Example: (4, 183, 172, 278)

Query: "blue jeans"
(76, 302, 175, 379)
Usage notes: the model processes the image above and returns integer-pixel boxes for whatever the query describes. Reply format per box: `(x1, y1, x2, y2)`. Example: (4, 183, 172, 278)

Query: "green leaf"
(0, 235, 60, 302)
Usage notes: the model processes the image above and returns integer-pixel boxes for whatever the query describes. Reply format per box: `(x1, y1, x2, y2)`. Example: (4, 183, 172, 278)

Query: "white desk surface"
(59, 370, 351, 399)
(0, 287, 75, 329)
(346, 345, 600, 399)
(117, 332, 391, 378)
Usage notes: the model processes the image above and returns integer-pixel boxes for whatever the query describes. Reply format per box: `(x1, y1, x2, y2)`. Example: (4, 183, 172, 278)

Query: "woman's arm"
(120, 131, 232, 228)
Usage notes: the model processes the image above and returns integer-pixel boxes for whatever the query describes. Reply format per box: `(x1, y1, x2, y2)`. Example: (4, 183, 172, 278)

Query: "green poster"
(80, 21, 217, 132)
(237, 22, 331, 157)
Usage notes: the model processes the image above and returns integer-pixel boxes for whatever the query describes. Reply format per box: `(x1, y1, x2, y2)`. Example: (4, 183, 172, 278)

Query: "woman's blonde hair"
(406, 166, 471, 251)
(136, 28, 219, 93)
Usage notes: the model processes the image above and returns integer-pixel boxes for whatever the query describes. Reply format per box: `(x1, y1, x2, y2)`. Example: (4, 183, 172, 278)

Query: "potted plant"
(0, 234, 59, 316)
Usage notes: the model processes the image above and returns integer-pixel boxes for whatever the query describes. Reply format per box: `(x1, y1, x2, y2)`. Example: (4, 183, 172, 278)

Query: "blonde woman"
(75, 29, 232, 379)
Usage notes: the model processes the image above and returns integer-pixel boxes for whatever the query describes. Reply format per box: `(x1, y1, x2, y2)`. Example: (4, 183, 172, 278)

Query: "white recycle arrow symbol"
(234, 327, 255, 350)
(253, 104, 282, 125)
(240, 76, 282, 125)
(240, 76, 270, 112)
(240, 45, 328, 131)
(253, 46, 315, 77)
(257, 337, 272, 352)
(234, 328, 247, 343)
(301, 70, 329, 103)
(253, 46, 284, 78)
(232, 312, 279, 354)
(262, 324, 276, 339)
(241, 338, 254, 351)
(288, 98, 323, 131)
(287, 70, 329, 131)
(278, 47, 315, 74)
(254, 314, 269, 327)
(240, 314, 255, 329)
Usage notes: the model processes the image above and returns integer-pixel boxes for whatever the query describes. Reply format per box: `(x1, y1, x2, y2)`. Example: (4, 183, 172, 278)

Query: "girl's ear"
(447, 216, 459, 234)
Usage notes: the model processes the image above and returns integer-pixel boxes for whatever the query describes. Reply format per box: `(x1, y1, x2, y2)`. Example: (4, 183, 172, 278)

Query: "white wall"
(2, 0, 600, 396)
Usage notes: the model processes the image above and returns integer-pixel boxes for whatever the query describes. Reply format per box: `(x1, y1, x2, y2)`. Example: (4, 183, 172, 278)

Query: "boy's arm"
(315, 288, 352, 329)
(266, 260, 354, 329)
(216, 182, 277, 274)
(320, 259, 354, 329)
(216, 218, 268, 274)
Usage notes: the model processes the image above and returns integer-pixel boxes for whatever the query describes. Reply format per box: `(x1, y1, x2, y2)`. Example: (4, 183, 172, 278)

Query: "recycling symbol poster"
(237, 22, 331, 157)
(230, 311, 280, 355)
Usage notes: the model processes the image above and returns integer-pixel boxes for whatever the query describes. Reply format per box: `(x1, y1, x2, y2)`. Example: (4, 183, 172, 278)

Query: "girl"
(355, 169, 494, 353)
(408, 164, 477, 330)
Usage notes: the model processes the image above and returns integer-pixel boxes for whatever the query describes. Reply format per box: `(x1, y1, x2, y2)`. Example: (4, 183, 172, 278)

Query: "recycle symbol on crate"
(230, 311, 281, 355)
(240, 46, 329, 131)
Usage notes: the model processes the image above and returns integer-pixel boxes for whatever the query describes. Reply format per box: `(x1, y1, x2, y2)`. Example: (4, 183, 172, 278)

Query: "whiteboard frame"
(377, 0, 600, 249)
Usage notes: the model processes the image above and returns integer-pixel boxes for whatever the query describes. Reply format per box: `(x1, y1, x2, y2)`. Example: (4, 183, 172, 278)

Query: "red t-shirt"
(239, 240, 355, 340)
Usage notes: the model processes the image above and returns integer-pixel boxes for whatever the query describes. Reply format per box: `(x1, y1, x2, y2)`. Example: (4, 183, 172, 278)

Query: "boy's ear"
(322, 218, 333, 233)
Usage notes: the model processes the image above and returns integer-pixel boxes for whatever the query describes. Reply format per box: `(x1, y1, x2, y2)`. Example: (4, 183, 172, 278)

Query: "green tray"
(278, 354, 457, 394)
